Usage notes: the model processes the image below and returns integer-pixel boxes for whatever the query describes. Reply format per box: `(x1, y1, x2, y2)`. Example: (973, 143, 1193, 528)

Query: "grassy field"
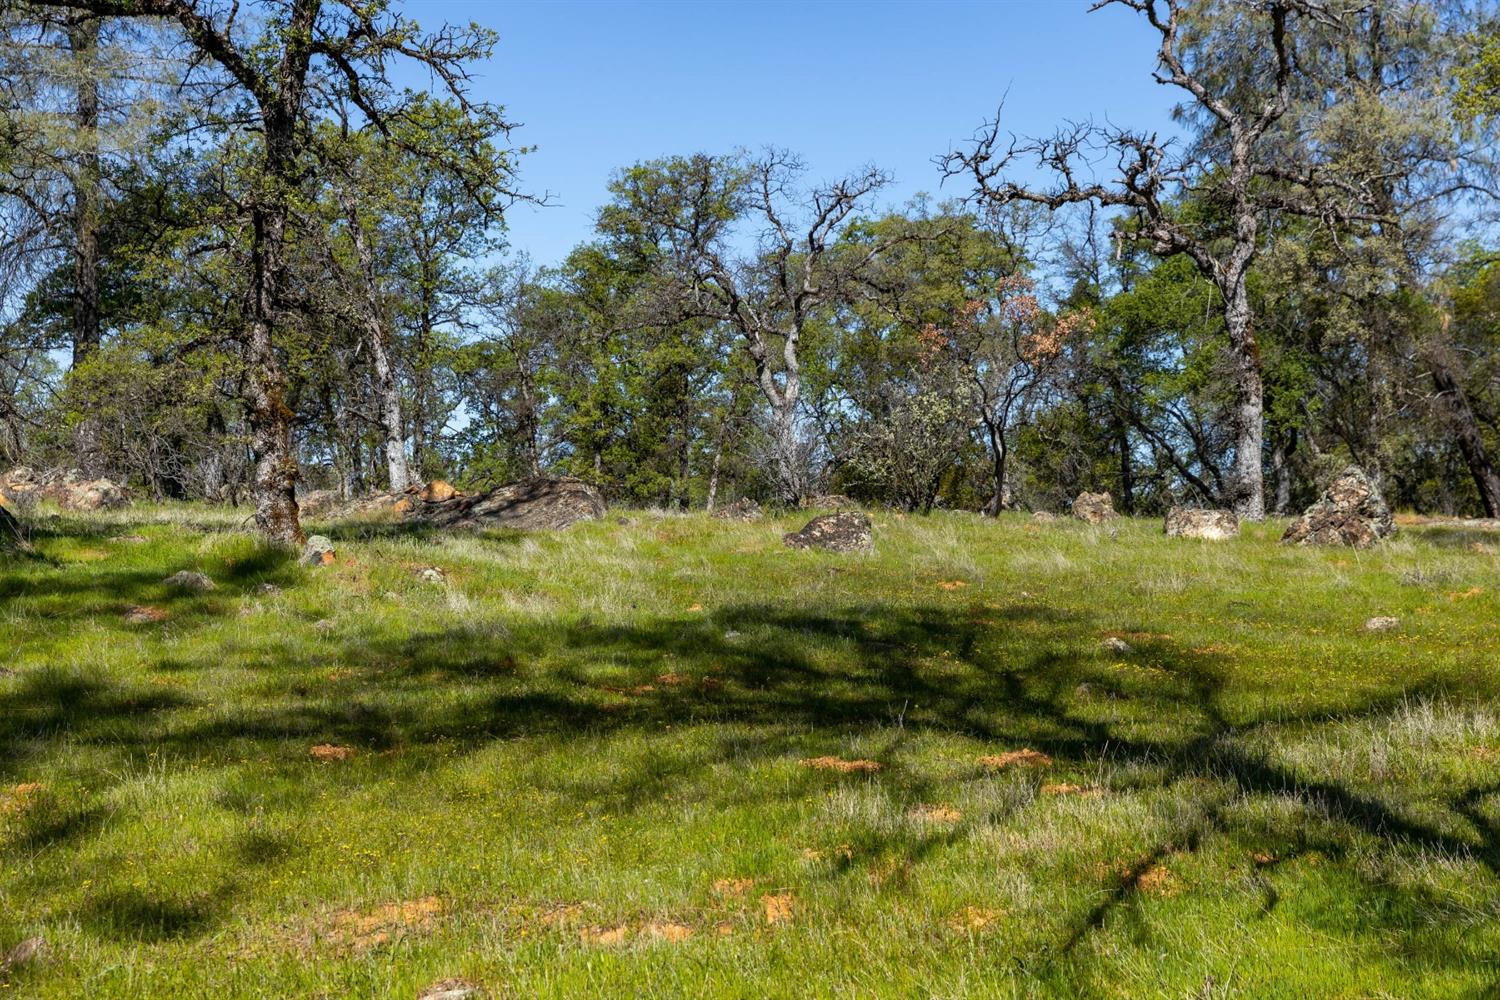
(2, 503, 1498, 998)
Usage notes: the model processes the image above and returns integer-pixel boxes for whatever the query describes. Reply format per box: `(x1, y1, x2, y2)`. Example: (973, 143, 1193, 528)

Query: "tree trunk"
(705, 430, 724, 513)
(1270, 430, 1294, 515)
(1116, 410, 1134, 515)
(1222, 278, 1266, 520)
(1427, 346, 1500, 517)
(982, 417, 1007, 517)
(342, 197, 411, 492)
(68, 15, 103, 474)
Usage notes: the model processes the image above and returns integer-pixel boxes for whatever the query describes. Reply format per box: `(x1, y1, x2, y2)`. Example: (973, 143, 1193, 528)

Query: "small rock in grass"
(312, 619, 335, 634)
(301, 534, 336, 567)
(1, 936, 46, 971)
(418, 567, 446, 584)
(723, 630, 741, 640)
(418, 979, 480, 1000)
(257, 582, 281, 595)
(1032, 511, 1058, 523)
(163, 570, 215, 592)
(1364, 616, 1400, 633)
(1101, 636, 1131, 654)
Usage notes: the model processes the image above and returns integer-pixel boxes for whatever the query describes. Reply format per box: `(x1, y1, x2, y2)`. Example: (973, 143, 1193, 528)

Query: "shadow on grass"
(2, 554, 1497, 967)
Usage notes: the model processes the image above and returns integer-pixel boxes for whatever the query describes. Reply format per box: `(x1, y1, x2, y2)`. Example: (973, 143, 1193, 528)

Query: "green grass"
(2, 504, 1499, 997)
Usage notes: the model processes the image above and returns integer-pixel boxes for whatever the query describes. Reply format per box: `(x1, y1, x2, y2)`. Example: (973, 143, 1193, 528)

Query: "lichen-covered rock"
(301, 535, 336, 566)
(1032, 511, 1059, 523)
(1281, 467, 1395, 549)
(437, 477, 604, 530)
(713, 498, 763, 522)
(1071, 492, 1117, 523)
(335, 476, 605, 531)
(800, 494, 859, 511)
(783, 512, 873, 553)
(1164, 507, 1239, 540)
(163, 570, 215, 592)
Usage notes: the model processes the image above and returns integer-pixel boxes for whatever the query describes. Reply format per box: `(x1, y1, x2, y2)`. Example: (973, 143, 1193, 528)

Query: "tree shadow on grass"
(3, 591, 1498, 970)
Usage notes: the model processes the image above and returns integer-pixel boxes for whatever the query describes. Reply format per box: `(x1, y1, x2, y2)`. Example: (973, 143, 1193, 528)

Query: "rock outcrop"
(799, 494, 859, 511)
(338, 476, 606, 531)
(2, 466, 129, 511)
(712, 498, 763, 522)
(1281, 467, 1395, 549)
(783, 512, 873, 553)
(1164, 507, 1239, 540)
(1071, 492, 1117, 524)
(301, 535, 336, 566)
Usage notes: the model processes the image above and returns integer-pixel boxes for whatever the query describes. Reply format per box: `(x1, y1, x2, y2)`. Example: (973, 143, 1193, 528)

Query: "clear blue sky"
(416, 0, 1180, 267)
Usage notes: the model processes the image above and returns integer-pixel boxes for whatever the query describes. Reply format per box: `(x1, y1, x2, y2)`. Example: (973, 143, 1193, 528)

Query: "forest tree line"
(2, 0, 1499, 544)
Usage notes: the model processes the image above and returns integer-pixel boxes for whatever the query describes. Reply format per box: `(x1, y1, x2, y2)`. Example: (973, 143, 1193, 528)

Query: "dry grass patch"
(317, 896, 444, 952)
(977, 749, 1052, 770)
(761, 892, 795, 925)
(309, 744, 355, 762)
(799, 756, 881, 774)
(946, 906, 1003, 932)
(1041, 782, 1107, 797)
(712, 877, 756, 897)
(907, 804, 963, 823)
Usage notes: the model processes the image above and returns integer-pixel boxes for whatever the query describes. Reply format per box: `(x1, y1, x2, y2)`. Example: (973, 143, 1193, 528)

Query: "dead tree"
(945, 0, 1384, 519)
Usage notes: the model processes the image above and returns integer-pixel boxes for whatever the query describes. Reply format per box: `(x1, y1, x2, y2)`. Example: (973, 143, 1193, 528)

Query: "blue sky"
(417, 0, 1181, 267)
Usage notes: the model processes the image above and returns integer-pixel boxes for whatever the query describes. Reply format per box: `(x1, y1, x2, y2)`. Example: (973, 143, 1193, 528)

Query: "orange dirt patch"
(656, 672, 689, 686)
(686, 603, 705, 612)
(761, 892, 795, 925)
(1470, 746, 1499, 761)
(713, 877, 756, 897)
(1, 783, 45, 814)
(946, 905, 1003, 931)
(1250, 852, 1277, 866)
(799, 756, 881, 774)
(1136, 863, 1179, 896)
(310, 744, 355, 762)
(1041, 782, 1106, 797)
(908, 804, 963, 823)
(642, 921, 693, 942)
(125, 605, 168, 624)
(937, 580, 968, 591)
(601, 683, 656, 696)
(537, 903, 585, 928)
(581, 925, 629, 946)
(977, 748, 1052, 770)
(867, 856, 913, 886)
(323, 896, 443, 951)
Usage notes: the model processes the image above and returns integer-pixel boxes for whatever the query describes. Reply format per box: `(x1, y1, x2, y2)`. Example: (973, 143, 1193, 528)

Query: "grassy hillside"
(2, 505, 1498, 997)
